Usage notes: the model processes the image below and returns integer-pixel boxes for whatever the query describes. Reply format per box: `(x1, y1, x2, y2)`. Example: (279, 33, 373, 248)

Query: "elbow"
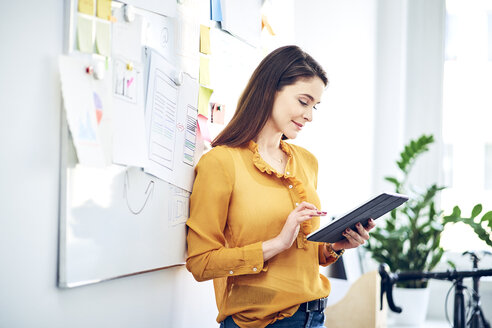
(185, 256, 211, 282)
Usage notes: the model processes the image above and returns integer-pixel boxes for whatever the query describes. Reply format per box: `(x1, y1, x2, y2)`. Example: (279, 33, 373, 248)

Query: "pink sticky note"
(211, 103, 225, 125)
(197, 114, 211, 142)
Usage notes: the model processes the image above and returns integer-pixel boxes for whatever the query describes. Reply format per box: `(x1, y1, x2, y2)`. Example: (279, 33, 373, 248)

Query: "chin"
(283, 132, 298, 140)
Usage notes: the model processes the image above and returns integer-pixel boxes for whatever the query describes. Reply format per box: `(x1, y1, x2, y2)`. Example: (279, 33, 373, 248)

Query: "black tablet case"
(306, 192, 409, 243)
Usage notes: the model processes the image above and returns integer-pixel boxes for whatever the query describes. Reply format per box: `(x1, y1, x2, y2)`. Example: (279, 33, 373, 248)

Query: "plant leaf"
(397, 134, 434, 174)
(481, 211, 492, 229)
(447, 260, 456, 270)
(471, 204, 483, 218)
(384, 176, 400, 187)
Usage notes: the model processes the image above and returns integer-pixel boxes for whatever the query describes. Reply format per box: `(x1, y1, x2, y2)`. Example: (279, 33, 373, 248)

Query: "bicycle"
(379, 251, 492, 328)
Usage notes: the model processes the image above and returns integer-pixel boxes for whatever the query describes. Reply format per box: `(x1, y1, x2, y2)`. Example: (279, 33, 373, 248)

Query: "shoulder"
(196, 145, 238, 171)
(287, 143, 318, 166)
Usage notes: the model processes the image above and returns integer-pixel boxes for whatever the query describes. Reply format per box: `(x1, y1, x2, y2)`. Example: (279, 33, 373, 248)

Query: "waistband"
(298, 297, 328, 312)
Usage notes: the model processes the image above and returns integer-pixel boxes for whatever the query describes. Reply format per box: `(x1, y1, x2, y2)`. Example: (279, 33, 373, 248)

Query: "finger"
(306, 209, 327, 217)
(297, 207, 324, 217)
(310, 212, 327, 217)
(298, 201, 318, 211)
(355, 222, 370, 240)
(343, 228, 364, 245)
(344, 234, 363, 247)
(297, 214, 314, 223)
(365, 218, 376, 230)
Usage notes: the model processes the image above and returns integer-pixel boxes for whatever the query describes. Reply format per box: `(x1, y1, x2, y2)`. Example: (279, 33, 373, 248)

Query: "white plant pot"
(387, 287, 430, 327)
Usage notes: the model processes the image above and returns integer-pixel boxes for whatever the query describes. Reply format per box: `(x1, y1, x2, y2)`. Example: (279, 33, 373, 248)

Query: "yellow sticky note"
(198, 86, 213, 117)
(96, 20, 111, 56)
(78, 0, 94, 15)
(199, 56, 210, 86)
(200, 25, 211, 54)
(77, 14, 94, 53)
(97, 0, 112, 20)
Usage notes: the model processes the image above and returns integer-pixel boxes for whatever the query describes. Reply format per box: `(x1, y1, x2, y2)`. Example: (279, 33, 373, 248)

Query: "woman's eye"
(299, 99, 308, 106)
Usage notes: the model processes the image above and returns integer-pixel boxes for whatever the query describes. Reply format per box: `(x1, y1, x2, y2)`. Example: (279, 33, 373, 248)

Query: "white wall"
(373, 0, 446, 194)
(0, 1, 217, 327)
(293, 0, 377, 218)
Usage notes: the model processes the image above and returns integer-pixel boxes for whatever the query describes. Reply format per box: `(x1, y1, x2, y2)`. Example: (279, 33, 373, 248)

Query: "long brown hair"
(211, 45, 328, 148)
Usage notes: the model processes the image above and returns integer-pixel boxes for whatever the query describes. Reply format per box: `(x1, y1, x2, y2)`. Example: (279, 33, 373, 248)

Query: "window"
(440, 0, 492, 252)
(485, 144, 492, 190)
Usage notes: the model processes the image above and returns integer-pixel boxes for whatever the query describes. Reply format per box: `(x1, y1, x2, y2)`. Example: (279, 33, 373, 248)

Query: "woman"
(186, 45, 375, 328)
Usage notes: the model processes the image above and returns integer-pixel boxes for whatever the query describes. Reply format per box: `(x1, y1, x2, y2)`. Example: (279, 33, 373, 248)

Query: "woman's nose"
(304, 107, 313, 122)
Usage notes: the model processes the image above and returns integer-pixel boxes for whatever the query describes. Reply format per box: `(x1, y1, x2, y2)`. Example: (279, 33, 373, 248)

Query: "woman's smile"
(292, 120, 304, 130)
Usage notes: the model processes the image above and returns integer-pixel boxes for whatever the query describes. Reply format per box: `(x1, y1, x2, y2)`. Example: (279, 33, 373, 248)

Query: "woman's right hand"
(262, 202, 325, 261)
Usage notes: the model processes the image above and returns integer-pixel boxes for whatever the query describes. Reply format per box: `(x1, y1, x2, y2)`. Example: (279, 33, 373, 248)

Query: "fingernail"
(346, 228, 350, 233)
(356, 223, 361, 227)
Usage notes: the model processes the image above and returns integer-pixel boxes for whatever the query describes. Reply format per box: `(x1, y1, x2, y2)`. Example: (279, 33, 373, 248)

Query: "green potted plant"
(366, 134, 492, 280)
(366, 134, 447, 287)
(365, 134, 492, 325)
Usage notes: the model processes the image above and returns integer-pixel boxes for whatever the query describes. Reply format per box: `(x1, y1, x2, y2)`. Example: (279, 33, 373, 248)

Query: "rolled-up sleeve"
(318, 243, 341, 267)
(186, 149, 265, 282)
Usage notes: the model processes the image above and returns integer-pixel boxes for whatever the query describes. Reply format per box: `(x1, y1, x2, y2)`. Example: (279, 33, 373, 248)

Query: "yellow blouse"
(186, 140, 340, 328)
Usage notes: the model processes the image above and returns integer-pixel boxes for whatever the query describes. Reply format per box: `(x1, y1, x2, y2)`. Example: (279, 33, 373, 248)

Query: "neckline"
(247, 140, 293, 178)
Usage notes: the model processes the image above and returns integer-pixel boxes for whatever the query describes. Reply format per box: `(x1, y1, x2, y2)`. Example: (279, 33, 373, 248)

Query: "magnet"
(93, 61, 106, 80)
(124, 4, 135, 22)
(173, 70, 183, 86)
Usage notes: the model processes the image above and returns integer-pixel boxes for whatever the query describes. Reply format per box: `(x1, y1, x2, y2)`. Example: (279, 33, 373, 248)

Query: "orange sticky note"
(261, 14, 275, 36)
(197, 114, 211, 142)
(78, 0, 94, 15)
(200, 25, 211, 54)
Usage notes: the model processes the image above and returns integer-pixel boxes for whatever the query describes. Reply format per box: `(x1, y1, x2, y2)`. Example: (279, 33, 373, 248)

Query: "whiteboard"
(57, 0, 193, 288)
(58, 118, 190, 288)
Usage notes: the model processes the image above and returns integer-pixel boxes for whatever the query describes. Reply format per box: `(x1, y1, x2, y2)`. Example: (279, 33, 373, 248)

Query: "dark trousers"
(220, 306, 325, 328)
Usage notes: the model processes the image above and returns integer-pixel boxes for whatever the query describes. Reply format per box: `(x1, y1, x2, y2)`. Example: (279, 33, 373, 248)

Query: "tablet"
(306, 192, 409, 244)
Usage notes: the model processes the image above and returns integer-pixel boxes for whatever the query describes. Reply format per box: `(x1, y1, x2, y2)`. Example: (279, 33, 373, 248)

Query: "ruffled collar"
(247, 139, 313, 248)
(247, 140, 293, 178)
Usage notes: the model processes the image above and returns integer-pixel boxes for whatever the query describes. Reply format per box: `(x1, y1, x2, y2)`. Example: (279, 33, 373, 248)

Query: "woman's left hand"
(332, 219, 376, 251)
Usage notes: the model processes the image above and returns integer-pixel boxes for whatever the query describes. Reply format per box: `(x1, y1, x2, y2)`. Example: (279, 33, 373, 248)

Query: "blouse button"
(286, 171, 290, 175)
(295, 202, 299, 206)
(288, 185, 293, 189)
(229, 270, 234, 274)
(253, 267, 258, 272)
